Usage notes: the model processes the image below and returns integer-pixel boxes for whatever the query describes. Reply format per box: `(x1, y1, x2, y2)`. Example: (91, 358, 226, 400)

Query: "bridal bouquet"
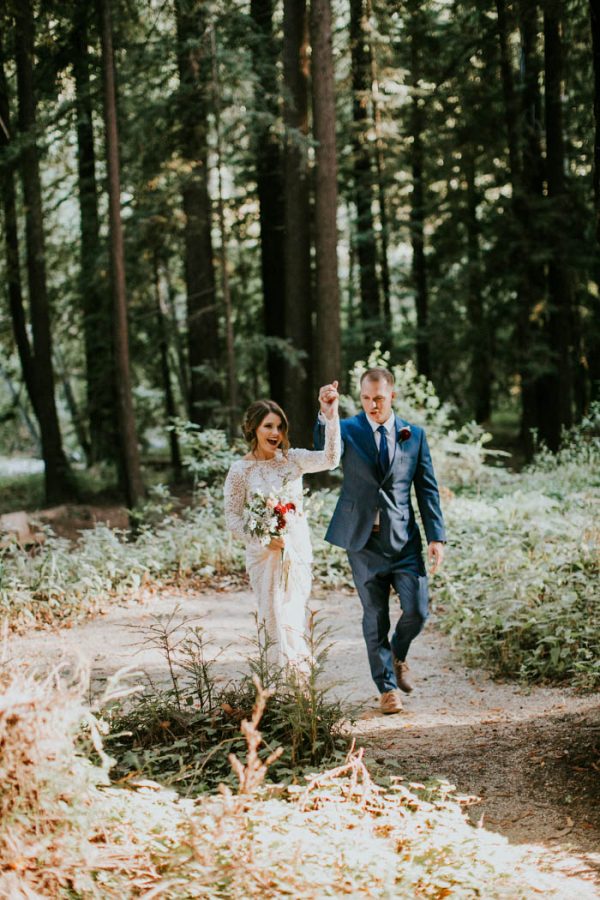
(244, 489, 297, 547)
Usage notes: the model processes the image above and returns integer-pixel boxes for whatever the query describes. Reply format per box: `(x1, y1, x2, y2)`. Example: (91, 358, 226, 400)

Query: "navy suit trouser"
(347, 532, 429, 694)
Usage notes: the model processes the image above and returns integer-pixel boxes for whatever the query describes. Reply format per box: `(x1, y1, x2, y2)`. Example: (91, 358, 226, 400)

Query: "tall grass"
(1, 659, 589, 898)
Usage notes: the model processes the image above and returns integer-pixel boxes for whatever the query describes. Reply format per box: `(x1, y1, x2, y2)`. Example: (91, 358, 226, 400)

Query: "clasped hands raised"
(268, 382, 339, 553)
(318, 380, 340, 419)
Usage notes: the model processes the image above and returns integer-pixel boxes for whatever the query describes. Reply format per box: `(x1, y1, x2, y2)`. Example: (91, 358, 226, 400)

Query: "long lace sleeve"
(289, 414, 341, 475)
(223, 463, 247, 543)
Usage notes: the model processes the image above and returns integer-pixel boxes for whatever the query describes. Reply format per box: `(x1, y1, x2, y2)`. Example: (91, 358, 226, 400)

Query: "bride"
(224, 383, 340, 670)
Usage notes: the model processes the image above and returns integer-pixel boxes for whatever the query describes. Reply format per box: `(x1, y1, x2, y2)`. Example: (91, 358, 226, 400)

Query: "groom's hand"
(319, 380, 339, 419)
(428, 541, 445, 574)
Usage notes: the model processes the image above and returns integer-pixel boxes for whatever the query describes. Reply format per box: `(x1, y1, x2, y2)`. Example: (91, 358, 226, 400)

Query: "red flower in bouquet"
(273, 501, 296, 531)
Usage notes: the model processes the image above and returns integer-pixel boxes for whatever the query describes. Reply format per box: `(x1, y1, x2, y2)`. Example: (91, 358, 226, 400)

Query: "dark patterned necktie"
(377, 424, 389, 476)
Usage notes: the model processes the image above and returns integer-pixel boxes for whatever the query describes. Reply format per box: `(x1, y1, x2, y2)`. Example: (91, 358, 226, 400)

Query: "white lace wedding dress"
(223, 415, 340, 669)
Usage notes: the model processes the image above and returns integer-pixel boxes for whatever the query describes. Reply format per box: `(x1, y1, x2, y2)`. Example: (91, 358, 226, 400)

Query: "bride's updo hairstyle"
(242, 400, 290, 455)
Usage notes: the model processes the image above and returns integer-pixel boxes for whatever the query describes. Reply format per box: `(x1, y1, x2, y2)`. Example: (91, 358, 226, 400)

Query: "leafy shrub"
(105, 613, 350, 794)
(438, 414, 600, 689)
(170, 418, 244, 485)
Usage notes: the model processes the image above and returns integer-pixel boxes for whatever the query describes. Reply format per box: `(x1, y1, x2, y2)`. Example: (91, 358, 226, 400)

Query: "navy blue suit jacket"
(314, 411, 446, 553)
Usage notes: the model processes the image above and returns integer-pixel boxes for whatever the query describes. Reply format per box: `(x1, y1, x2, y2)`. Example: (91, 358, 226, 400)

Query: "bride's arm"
(223, 464, 247, 542)
(290, 414, 341, 474)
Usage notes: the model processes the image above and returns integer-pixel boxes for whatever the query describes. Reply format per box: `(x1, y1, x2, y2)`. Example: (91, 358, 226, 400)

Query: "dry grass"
(0, 656, 596, 899)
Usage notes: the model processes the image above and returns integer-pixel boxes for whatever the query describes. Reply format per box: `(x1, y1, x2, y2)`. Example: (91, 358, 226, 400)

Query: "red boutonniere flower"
(399, 426, 412, 442)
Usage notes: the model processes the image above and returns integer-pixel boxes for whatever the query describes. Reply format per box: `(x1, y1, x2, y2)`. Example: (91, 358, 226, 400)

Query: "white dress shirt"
(368, 413, 396, 526)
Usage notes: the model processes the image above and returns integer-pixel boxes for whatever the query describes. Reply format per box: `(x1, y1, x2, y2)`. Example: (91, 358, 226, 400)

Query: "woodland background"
(1, 3, 599, 894)
(0, 0, 599, 507)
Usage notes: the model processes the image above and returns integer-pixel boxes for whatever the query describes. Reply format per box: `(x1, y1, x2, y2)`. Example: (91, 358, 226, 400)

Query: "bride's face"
(255, 412, 284, 458)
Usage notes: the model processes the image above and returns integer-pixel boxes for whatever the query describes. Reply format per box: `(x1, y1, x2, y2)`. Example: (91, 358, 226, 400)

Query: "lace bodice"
(223, 415, 340, 543)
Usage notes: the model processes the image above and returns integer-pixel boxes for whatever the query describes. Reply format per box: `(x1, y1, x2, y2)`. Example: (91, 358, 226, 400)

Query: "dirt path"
(8, 586, 600, 891)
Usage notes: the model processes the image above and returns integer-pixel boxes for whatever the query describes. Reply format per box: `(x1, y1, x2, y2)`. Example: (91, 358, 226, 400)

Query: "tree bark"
(464, 151, 491, 422)
(210, 27, 238, 440)
(250, 0, 286, 405)
(517, 0, 547, 452)
(368, 4, 392, 340)
(72, 2, 117, 465)
(13, 0, 75, 502)
(98, 0, 144, 507)
(153, 252, 182, 477)
(174, 0, 220, 427)
(408, 2, 431, 379)
(496, 0, 541, 454)
(163, 262, 190, 416)
(0, 43, 37, 418)
(283, 0, 314, 443)
(310, 0, 341, 388)
(349, 0, 380, 341)
(589, 0, 600, 403)
(541, 0, 573, 448)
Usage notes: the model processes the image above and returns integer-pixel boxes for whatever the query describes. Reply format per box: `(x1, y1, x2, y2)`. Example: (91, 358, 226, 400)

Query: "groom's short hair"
(360, 367, 395, 387)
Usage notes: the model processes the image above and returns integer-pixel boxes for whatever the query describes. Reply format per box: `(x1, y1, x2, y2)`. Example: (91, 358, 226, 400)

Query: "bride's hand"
(318, 380, 339, 419)
(269, 536, 285, 551)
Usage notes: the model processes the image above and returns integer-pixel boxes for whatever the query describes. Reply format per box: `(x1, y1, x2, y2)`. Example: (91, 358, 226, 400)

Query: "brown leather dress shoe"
(393, 657, 413, 694)
(380, 689, 403, 714)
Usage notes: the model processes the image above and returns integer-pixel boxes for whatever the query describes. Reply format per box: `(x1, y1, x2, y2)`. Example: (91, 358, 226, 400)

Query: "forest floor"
(8, 583, 600, 893)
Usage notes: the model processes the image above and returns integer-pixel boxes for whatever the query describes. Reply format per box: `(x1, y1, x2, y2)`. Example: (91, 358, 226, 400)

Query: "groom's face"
(360, 377, 395, 425)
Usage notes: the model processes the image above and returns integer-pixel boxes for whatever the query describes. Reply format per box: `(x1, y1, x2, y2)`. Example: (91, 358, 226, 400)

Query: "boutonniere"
(399, 426, 412, 442)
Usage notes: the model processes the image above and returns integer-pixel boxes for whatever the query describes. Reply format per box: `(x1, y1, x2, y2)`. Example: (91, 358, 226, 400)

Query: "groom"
(316, 367, 446, 714)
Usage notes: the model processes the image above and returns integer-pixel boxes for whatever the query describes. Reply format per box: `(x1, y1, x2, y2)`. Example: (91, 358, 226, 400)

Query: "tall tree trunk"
(98, 0, 144, 507)
(210, 27, 237, 440)
(310, 0, 341, 388)
(408, 2, 431, 379)
(163, 261, 190, 416)
(496, 0, 540, 455)
(464, 151, 491, 422)
(518, 0, 548, 447)
(153, 252, 182, 477)
(374, 140, 392, 339)
(0, 44, 37, 419)
(283, 0, 314, 444)
(55, 349, 92, 464)
(349, 0, 380, 342)
(72, 2, 117, 465)
(174, 0, 220, 427)
(541, 0, 573, 448)
(250, 0, 286, 406)
(369, 15, 392, 340)
(13, 0, 74, 503)
(589, 0, 600, 403)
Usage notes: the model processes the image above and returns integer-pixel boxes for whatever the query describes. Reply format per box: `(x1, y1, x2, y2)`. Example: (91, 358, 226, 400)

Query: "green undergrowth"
(1, 662, 591, 899)
(0, 487, 245, 629)
(104, 613, 350, 794)
(438, 411, 600, 690)
(2, 370, 598, 691)
(0, 471, 45, 513)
